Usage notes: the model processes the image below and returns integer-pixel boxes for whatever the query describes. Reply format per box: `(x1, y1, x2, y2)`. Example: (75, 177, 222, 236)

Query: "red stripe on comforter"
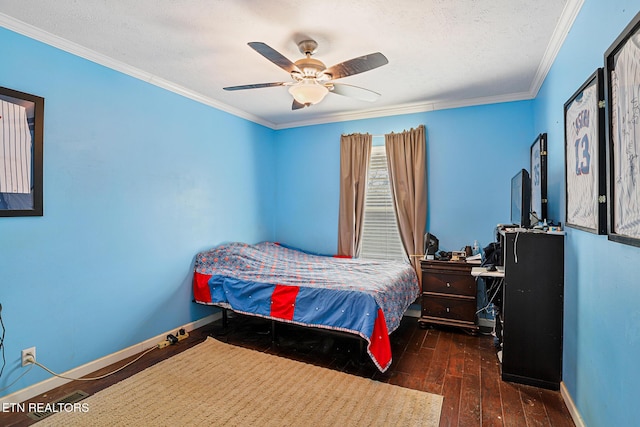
(193, 272, 213, 303)
(270, 284, 300, 320)
(369, 308, 392, 370)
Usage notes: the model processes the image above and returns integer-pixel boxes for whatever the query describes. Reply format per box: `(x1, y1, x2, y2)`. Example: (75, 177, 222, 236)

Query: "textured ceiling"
(0, 0, 583, 129)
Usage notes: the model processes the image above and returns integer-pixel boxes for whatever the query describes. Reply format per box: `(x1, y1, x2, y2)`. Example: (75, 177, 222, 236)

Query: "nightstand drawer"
(419, 259, 478, 332)
(422, 270, 475, 296)
(422, 295, 476, 323)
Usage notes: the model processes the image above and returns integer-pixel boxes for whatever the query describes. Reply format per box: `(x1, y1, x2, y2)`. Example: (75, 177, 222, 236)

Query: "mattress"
(193, 241, 420, 371)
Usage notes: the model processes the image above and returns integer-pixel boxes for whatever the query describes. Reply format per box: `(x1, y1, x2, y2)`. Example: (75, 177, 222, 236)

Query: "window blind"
(359, 145, 407, 262)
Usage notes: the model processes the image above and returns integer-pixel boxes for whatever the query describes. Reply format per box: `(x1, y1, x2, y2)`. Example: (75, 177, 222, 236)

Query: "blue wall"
(0, 27, 276, 396)
(533, 1, 640, 426)
(274, 102, 534, 255)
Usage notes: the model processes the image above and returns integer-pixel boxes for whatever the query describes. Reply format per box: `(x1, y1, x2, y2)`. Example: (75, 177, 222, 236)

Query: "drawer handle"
(446, 282, 451, 287)
(446, 307, 450, 313)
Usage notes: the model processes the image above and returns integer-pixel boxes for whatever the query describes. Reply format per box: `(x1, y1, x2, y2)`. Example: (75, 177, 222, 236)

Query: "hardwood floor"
(1, 313, 575, 426)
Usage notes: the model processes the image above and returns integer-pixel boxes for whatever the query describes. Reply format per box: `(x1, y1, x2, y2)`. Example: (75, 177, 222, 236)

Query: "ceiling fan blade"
(330, 83, 381, 102)
(248, 42, 300, 74)
(292, 99, 308, 110)
(223, 82, 287, 91)
(324, 52, 388, 80)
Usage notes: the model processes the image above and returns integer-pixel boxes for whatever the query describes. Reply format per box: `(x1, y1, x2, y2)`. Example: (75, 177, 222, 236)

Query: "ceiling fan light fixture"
(288, 79, 329, 105)
(227, 40, 388, 109)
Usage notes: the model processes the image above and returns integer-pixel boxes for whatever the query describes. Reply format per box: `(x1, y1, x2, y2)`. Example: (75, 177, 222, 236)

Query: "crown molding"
(273, 91, 536, 130)
(1, 0, 584, 132)
(0, 13, 276, 129)
(529, 0, 585, 95)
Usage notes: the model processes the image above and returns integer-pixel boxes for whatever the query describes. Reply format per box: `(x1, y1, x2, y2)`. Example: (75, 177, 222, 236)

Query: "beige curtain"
(385, 125, 427, 276)
(337, 133, 372, 257)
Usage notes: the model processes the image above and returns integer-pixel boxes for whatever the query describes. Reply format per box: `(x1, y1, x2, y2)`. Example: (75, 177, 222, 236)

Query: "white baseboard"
(0, 313, 221, 405)
(560, 381, 585, 427)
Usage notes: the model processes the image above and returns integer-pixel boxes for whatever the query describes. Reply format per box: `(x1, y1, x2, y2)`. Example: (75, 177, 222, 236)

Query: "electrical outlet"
(22, 347, 36, 367)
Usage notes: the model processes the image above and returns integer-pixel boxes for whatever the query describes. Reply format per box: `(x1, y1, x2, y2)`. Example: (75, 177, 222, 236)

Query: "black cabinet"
(500, 231, 564, 390)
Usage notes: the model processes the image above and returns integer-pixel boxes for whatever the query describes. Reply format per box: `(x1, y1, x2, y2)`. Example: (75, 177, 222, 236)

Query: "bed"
(192, 241, 420, 372)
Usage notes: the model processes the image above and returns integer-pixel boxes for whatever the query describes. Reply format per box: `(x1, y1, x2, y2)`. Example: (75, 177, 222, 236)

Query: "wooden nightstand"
(418, 259, 478, 333)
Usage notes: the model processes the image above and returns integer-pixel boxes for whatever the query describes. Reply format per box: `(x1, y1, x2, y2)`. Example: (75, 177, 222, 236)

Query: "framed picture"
(563, 69, 607, 234)
(0, 87, 44, 217)
(530, 133, 547, 225)
(604, 11, 640, 246)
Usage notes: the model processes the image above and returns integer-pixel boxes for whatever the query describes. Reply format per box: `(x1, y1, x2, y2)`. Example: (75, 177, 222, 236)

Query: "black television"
(510, 169, 531, 228)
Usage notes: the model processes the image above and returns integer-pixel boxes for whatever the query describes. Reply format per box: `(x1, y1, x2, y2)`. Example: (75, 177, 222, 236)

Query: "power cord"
(476, 278, 503, 314)
(23, 328, 189, 381)
(25, 346, 157, 382)
(0, 364, 34, 394)
(2, 327, 188, 391)
(0, 303, 5, 379)
(0, 346, 154, 394)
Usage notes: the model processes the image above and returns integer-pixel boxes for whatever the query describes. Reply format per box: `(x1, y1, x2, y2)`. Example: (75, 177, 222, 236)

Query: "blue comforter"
(193, 242, 419, 371)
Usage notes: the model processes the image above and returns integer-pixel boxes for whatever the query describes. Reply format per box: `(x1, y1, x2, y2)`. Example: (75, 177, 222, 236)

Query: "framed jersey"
(605, 11, 640, 247)
(564, 69, 606, 234)
(0, 87, 44, 217)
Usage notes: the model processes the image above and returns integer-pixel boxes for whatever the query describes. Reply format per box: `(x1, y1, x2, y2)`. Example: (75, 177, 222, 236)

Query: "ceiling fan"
(223, 40, 389, 110)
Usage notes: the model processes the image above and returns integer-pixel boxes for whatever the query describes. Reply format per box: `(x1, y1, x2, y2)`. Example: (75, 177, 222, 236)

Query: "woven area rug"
(43, 337, 443, 426)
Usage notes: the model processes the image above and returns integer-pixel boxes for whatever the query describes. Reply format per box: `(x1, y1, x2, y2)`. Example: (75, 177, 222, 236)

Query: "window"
(359, 145, 407, 262)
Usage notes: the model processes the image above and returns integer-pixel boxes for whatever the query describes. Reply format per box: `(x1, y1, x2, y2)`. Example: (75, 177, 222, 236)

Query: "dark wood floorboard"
(0, 314, 575, 426)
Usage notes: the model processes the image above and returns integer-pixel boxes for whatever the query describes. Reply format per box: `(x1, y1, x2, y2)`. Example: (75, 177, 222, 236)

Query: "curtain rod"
(343, 125, 424, 139)
(341, 133, 385, 138)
